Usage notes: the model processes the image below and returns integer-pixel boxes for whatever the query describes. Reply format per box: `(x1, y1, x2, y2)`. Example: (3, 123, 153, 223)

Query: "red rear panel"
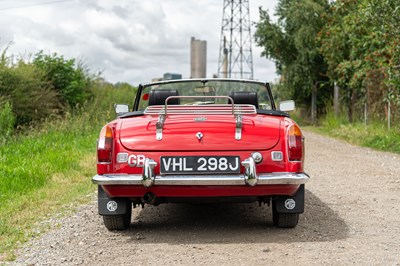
(119, 114, 281, 151)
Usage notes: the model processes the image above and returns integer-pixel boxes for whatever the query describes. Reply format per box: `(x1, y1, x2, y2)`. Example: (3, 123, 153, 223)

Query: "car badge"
(284, 199, 296, 210)
(194, 117, 207, 122)
(107, 201, 118, 212)
(196, 132, 203, 141)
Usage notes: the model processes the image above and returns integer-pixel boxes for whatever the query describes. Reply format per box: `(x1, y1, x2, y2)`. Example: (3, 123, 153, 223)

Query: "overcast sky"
(0, 0, 278, 85)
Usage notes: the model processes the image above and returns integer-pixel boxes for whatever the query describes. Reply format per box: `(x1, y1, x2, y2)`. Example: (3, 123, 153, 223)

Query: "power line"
(0, 0, 73, 11)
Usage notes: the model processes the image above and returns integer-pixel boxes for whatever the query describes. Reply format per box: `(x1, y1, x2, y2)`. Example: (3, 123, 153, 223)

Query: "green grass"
(1, 130, 93, 197)
(0, 119, 98, 260)
(310, 112, 400, 154)
(0, 84, 136, 260)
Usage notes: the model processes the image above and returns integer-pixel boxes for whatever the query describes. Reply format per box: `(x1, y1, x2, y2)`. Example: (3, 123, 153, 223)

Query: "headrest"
(148, 89, 180, 105)
(228, 91, 259, 108)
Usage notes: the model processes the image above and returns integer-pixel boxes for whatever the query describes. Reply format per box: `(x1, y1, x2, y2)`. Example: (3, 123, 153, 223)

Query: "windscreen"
(137, 80, 274, 111)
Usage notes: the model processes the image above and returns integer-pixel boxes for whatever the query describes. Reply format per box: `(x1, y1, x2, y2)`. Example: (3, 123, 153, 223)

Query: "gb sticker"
(128, 154, 145, 167)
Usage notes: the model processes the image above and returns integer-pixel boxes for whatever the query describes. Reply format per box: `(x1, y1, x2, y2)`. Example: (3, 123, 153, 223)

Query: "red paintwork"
(97, 115, 303, 175)
(96, 109, 304, 199)
(119, 114, 281, 151)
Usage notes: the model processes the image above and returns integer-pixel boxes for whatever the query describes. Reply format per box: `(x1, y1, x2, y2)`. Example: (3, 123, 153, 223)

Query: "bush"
(33, 52, 93, 107)
(0, 49, 96, 128)
(0, 101, 15, 143)
(0, 61, 62, 125)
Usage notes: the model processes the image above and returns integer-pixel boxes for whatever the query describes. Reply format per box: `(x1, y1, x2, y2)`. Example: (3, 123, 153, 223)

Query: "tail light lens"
(288, 123, 303, 161)
(97, 125, 113, 163)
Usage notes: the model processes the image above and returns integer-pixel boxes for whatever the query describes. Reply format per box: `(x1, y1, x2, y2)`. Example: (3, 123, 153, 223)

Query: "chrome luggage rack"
(144, 96, 257, 141)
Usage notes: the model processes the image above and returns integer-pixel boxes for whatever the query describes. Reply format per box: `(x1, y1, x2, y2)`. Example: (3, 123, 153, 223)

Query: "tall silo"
(190, 37, 207, 78)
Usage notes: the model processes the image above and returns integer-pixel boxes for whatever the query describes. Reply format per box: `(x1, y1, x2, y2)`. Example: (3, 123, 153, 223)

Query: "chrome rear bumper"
(92, 172, 309, 186)
(92, 157, 309, 187)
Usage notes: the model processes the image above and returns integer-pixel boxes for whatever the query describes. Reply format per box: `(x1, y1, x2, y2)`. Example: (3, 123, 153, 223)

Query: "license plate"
(160, 156, 241, 174)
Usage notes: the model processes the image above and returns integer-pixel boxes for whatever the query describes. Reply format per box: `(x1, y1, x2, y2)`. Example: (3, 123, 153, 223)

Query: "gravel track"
(9, 131, 400, 265)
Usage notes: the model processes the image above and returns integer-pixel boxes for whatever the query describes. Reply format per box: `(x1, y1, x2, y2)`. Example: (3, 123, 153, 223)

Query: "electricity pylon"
(217, 0, 254, 79)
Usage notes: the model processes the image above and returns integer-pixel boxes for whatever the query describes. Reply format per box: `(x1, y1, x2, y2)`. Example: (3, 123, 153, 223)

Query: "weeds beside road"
(307, 112, 400, 154)
(0, 85, 135, 260)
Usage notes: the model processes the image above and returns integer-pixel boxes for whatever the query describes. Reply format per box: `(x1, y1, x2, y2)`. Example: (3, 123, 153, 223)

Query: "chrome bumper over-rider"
(93, 157, 309, 187)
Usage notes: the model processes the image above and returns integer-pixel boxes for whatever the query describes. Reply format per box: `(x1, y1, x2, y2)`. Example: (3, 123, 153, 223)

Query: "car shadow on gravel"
(121, 189, 349, 244)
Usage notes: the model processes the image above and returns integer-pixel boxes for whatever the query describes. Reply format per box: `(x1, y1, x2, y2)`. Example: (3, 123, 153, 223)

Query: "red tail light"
(288, 123, 303, 161)
(97, 125, 113, 163)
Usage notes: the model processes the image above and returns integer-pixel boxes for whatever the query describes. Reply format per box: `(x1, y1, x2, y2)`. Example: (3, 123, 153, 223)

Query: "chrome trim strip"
(235, 114, 242, 140)
(92, 172, 309, 186)
(156, 114, 165, 140)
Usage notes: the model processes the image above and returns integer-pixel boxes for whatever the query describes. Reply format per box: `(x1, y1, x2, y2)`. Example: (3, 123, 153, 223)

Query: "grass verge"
(0, 84, 136, 260)
(308, 112, 400, 154)
(0, 125, 98, 260)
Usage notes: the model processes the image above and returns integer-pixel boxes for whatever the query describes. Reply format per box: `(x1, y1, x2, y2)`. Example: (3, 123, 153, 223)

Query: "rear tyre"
(102, 202, 132, 230)
(272, 201, 299, 228)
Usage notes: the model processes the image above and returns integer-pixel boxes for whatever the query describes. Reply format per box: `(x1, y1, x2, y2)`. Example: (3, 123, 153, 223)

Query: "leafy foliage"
(255, 0, 331, 111)
(318, 0, 400, 122)
(0, 59, 61, 125)
(256, 0, 400, 125)
(0, 49, 95, 128)
(33, 51, 93, 107)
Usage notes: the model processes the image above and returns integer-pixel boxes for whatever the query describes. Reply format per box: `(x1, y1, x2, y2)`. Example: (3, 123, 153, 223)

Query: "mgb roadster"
(93, 79, 309, 230)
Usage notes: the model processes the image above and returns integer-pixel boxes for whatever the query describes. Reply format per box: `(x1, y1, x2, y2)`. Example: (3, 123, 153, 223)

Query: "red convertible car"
(93, 79, 309, 230)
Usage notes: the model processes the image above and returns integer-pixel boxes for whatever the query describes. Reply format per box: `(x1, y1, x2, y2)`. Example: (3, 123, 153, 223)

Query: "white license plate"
(160, 156, 240, 174)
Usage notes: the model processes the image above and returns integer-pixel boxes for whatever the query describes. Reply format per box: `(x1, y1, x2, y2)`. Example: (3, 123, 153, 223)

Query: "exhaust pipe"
(142, 192, 156, 205)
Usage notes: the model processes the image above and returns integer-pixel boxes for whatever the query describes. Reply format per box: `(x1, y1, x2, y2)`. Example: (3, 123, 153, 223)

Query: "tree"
(255, 0, 331, 116)
(319, 0, 400, 122)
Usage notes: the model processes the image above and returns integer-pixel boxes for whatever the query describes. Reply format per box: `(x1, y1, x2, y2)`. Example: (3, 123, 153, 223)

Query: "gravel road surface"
(10, 131, 400, 265)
